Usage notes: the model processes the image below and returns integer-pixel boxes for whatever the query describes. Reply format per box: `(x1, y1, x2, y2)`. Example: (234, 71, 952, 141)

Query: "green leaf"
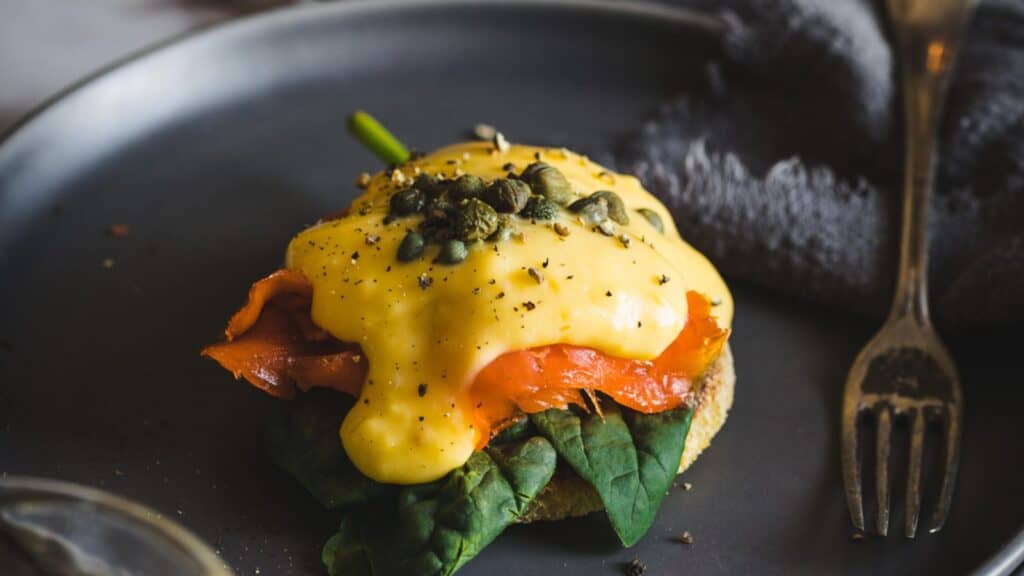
(322, 437, 557, 576)
(530, 403, 693, 546)
(393, 437, 557, 575)
(323, 513, 375, 576)
(266, 389, 390, 510)
(488, 417, 535, 445)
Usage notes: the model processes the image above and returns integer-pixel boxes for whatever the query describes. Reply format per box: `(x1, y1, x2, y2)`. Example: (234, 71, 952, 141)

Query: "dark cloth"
(611, 0, 1024, 327)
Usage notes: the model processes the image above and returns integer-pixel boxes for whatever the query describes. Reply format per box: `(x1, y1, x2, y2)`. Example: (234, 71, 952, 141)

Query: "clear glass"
(0, 476, 233, 576)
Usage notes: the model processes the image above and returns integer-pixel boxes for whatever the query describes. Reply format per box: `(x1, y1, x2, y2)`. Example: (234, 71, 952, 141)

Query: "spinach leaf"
(488, 417, 535, 445)
(266, 389, 390, 510)
(530, 403, 693, 546)
(322, 512, 375, 576)
(322, 436, 557, 576)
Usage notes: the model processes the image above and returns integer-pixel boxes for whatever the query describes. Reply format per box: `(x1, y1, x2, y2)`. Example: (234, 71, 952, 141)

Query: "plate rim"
(0, 1, 1020, 574)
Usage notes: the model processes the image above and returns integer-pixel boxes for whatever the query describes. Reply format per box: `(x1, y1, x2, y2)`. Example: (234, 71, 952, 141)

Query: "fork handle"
(886, 0, 976, 325)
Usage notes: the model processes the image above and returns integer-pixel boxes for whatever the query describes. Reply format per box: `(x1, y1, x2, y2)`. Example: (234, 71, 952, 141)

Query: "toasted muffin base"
(517, 344, 735, 523)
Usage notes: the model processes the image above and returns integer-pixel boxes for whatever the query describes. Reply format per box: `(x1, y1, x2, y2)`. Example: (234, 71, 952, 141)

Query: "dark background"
(0, 1, 290, 133)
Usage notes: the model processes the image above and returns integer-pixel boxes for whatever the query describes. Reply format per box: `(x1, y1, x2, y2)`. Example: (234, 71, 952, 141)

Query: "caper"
(451, 174, 485, 201)
(389, 188, 425, 217)
(425, 191, 456, 218)
(419, 215, 453, 243)
(521, 162, 574, 205)
(636, 207, 664, 234)
(592, 191, 629, 225)
(488, 214, 518, 242)
(482, 178, 531, 213)
(454, 198, 500, 242)
(569, 195, 608, 225)
(519, 195, 559, 221)
(397, 230, 425, 262)
(413, 173, 444, 196)
(438, 239, 468, 265)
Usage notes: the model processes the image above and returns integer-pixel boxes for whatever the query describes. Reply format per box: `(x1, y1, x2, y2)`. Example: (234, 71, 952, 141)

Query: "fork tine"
(927, 404, 962, 533)
(841, 401, 865, 531)
(875, 407, 892, 536)
(905, 408, 926, 538)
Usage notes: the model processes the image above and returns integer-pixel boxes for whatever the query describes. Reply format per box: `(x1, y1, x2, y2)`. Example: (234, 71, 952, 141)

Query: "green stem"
(346, 110, 411, 165)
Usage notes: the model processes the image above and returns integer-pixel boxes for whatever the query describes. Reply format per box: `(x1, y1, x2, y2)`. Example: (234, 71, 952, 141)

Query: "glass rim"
(0, 475, 233, 576)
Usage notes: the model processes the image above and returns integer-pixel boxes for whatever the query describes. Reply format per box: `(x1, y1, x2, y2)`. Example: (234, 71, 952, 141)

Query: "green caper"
(521, 162, 574, 205)
(454, 198, 500, 242)
(419, 215, 453, 243)
(592, 191, 629, 225)
(482, 178, 531, 213)
(389, 188, 426, 217)
(488, 214, 518, 242)
(519, 195, 559, 221)
(413, 173, 443, 196)
(451, 174, 485, 201)
(636, 208, 664, 234)
(568, 195, 608, 225)
(397, 230, 425, 262)
(425, 190, 456, 217)
(438, 239, 468, 264)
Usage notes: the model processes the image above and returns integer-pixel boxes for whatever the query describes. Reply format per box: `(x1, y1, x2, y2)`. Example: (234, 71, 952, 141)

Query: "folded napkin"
(611, 0, 1024, 327)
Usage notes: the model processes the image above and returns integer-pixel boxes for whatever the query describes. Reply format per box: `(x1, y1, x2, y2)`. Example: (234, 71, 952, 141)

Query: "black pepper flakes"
(542, 258, 549, 268)
(496, 291, 506, 299)
(527, 267, 544, 284)
(417, 383, 428, 397)
(418, 274, 433, 290)
(624, 558, 646, 576)
(522, 301, 536, 311)
(606, 290, 613, 297)
(658, 274, 670, 285)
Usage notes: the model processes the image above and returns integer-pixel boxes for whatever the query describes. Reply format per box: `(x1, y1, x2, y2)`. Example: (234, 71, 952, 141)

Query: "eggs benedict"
(203, 134, 735, 575)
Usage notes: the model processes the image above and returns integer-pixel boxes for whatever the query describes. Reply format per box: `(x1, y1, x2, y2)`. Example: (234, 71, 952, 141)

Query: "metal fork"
(841, 0, 977, 539)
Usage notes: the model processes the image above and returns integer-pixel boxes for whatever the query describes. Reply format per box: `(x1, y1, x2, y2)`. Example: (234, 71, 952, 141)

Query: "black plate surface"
(1, 1, 1022, 574)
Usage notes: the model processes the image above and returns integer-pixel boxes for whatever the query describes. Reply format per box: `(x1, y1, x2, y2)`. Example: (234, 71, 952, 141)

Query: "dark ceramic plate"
(1, 1, 1022, 574)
